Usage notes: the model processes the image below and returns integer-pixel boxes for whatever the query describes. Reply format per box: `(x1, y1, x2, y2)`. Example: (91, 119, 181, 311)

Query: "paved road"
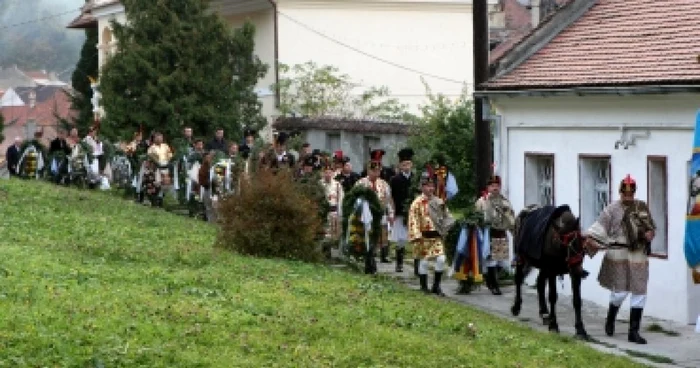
(372, 260, 700, 368)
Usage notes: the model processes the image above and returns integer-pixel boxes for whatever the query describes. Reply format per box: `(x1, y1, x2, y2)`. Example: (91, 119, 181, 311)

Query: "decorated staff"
(408, 171, 455, 296)
(585, 174, 656, 345)
(432, 153, 459, 202)
(389, 147, 418, 273)
(355, 148, 394, 264)
(475, 173, 515, 295)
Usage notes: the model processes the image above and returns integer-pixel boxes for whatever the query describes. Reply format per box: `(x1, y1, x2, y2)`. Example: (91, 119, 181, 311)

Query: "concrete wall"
(491, 93, 700, 324)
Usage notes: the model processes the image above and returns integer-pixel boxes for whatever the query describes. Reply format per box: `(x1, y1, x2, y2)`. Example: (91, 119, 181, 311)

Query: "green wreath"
(341, 185, 383, 259)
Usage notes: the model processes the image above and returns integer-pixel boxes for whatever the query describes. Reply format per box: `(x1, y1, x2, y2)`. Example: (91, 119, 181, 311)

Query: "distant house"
(273, 116, 411, 170)
(68, 0, 502, 139)
(478, 0, 700, 324)
(0, 85, 75, 156)
(0, 65, 68, 91)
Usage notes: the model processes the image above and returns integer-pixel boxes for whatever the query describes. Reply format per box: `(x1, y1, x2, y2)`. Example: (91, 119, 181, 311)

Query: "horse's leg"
(547, 273, 559, 333)
(537, 271, 550, 324)
(571, 272, 590, 340)
(511, 262, 524, 316)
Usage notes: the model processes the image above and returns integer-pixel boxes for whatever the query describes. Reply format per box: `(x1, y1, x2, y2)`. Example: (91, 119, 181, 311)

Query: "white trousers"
(610, 291, 647, 308)
(418, 255, 446, 275)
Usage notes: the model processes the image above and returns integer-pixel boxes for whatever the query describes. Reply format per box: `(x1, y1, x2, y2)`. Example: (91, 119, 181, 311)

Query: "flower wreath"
(341, 185, 383, 259)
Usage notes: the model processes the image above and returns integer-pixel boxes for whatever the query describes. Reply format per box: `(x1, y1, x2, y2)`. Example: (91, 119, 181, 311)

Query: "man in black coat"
(334, 156, 359, 193)
(205, 128, 227, 153)
(5, 137, 23, 176)
(389, 148, 418, 273)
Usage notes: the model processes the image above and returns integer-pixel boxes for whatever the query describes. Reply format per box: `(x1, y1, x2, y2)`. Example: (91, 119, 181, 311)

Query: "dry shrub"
(216, 169, 324, 263)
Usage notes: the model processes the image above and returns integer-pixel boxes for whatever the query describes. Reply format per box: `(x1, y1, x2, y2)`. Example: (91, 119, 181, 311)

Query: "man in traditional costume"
(475, 174, 515, 295)
(332, 150, 345, 176)
(146, 132, 174, 199)
(355, 149, 394, 264)
(335, 156, 359, 193)
(321, 159, 344, 242)
(409, 171, 453, 296)
(83, 124, 104, 183)
(389, 148, 418, 273)
(585, 174, 656, 345)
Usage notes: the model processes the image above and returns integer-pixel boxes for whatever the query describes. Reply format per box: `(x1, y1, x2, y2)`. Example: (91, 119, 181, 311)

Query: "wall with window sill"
(491, 93, 699, 324)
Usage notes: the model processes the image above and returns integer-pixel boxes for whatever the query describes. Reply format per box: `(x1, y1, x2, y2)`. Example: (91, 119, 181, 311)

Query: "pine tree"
(99, 0, 268, 141)
(68, 27, 99, 134)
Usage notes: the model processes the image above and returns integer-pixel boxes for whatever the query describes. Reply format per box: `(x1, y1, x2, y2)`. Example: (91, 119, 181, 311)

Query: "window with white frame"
(579, 156, 611, 230)
(524, 153, 554, 206)
(326, 133, 341, 153)
(648, 156, 668, 257)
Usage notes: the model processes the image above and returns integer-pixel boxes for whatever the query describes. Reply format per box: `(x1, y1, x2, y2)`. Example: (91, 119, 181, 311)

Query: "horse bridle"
(554, 229, 585, 266)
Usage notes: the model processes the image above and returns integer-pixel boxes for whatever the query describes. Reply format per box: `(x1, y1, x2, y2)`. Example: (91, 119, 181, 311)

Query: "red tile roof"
(484, 0, 700, 89)
(1, 87, 75, 130)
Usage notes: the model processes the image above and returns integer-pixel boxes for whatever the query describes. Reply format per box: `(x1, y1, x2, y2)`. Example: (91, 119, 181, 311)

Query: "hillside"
(0, 180, 645, 367)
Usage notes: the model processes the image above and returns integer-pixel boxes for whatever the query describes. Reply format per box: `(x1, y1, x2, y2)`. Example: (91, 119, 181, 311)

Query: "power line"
(276, 11, 468, 86)
(0, 8, 81, 30)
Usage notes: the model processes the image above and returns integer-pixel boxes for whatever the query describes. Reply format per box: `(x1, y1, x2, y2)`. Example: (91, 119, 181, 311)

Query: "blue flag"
(683, 109, 700, 279)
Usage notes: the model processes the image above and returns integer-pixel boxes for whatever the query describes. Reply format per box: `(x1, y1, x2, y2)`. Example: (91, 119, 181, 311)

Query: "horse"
(510, 204, 591, 340)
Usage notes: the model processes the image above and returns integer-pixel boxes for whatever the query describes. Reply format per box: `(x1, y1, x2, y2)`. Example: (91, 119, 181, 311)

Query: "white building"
(69, 0, 501, 138)
(480, 0, 700, 324)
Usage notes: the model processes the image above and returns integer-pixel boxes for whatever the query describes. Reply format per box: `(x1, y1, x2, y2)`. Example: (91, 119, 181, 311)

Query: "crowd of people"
(3, 123, 657, 345)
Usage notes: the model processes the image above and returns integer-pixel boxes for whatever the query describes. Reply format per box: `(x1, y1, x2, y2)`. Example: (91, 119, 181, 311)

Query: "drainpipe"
(266, 0, 280, 108)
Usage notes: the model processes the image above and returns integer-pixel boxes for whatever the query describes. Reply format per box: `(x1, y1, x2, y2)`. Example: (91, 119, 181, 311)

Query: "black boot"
(487, 267, 502, 295)
(364, 249, 377, 275)
(431, 271, 446, 297)
(395, 248, 404, 272)
(413, 259, 420, 277)
(605, 303, 620, 336)
(419, 274, 429, 293)
(380, 246, 390, 263)
(628, 308, 647, 344)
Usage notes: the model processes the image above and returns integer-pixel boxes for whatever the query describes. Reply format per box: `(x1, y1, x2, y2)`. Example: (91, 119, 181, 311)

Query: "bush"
(216, 169, 324, 263)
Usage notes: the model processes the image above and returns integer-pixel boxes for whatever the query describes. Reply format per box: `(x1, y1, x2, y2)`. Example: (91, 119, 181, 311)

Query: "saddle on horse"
(514, 205, 572, 263)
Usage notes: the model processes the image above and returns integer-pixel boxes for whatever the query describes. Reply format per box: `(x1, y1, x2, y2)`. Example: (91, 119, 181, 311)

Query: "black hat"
(276, 132, 289, 145)
(397, 148, 414, 162)
(240, 145, 251, 159)
(312, 148, 322, 157)
(303, 155, 316, 167)
(243, 127, 256, 137)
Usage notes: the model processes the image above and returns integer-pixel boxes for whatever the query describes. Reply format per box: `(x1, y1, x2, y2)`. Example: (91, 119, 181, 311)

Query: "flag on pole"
(683, 109, 700, 284)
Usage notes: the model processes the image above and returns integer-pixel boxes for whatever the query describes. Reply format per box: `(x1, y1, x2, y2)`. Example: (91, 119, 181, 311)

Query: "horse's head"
(553, 211, 589, 278)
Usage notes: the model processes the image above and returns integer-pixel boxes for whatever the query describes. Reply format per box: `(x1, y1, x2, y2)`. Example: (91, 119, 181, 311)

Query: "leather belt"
(422, 230, 441, 238)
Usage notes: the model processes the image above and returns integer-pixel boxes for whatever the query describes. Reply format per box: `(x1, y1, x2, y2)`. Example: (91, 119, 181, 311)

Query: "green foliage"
(99, 0, 268, 141)
(68, 27, 99, 134)
(217, 170, 324, 263)
(0, 179, 646, 367)
(274, 61, 417, 121)
(408, 82, 477, 208)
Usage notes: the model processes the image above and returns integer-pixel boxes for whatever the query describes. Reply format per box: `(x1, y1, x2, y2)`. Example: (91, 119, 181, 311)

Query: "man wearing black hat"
(408, 171, 451, 296)
(274, 132, 296, 169)
(389, 148, 418, 273)
(355, 148, 394, 265)
(334, 152, 359, 193)
(475, 174, 515, 295)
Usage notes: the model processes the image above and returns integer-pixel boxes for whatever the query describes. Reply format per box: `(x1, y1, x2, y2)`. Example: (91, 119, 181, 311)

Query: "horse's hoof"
(540, 313, 550, 325)
(548, 325, 560, 333)
(511, 305, 521, 316)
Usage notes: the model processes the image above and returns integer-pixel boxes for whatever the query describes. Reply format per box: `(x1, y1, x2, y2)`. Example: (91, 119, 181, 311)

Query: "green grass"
(0, 179, 647, 367)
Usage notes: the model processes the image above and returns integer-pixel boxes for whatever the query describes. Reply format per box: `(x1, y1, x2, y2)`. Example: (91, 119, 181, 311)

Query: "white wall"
(492, 93, 700, 324)
(225, 9, 277, 141)
(276, 1, 473, 114)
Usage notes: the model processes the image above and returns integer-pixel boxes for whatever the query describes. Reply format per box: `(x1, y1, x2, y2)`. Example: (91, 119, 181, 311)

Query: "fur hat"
(397, 148, 414, 162)
(619, 174, 636, 193)
(275, 132, 289, 145)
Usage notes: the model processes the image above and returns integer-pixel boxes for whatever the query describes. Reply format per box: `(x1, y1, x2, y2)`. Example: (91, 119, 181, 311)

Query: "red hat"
(333, 150, 344, 163)
(620, 174, 636, 193)
(368, 148, 385, 169)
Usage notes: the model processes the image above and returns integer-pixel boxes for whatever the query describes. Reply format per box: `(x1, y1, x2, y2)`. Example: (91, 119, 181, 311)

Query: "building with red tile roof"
(477, 0, 700, 325)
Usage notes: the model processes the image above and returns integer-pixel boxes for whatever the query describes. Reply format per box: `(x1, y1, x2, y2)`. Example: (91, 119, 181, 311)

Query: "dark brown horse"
(510, 205, 591, 340)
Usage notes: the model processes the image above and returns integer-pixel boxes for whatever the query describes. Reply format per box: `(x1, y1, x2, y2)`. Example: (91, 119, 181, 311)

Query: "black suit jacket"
(49, 138, 71, 155)
(390, 171, 416, 217)
(6, 145, 20, 175)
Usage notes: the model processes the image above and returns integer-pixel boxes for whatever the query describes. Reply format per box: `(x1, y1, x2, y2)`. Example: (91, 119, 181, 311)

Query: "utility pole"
(473, 0, 491, 193)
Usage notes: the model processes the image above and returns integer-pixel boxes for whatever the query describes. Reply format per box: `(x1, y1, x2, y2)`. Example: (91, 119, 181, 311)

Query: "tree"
(99, 0, 268, 141)
(67, 27, 98, 134)
(274, 61, 416, 121)
(408, 82, 477, 209)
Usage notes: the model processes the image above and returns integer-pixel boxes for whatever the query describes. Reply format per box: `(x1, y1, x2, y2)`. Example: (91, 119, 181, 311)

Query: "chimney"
(29, 90, 36, 109)
(531, 0, 541, 26)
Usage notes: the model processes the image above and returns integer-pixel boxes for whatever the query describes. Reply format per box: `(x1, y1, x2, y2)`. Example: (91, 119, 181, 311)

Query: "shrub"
(216, 169, 324, 263)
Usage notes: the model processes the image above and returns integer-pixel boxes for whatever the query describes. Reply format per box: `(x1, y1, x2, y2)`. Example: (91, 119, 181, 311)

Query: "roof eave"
(475, 84, 700, 98)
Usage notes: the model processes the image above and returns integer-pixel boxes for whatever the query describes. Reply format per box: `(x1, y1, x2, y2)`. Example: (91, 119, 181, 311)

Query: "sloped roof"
(484, 0, 700, 90)
(0, 89, 74, 129)
(13, 86, 71, 105)
(273, 116, 412, 135)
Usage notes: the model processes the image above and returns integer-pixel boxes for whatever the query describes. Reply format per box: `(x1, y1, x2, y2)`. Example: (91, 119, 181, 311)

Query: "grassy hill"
(0, 180, 645, 367)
